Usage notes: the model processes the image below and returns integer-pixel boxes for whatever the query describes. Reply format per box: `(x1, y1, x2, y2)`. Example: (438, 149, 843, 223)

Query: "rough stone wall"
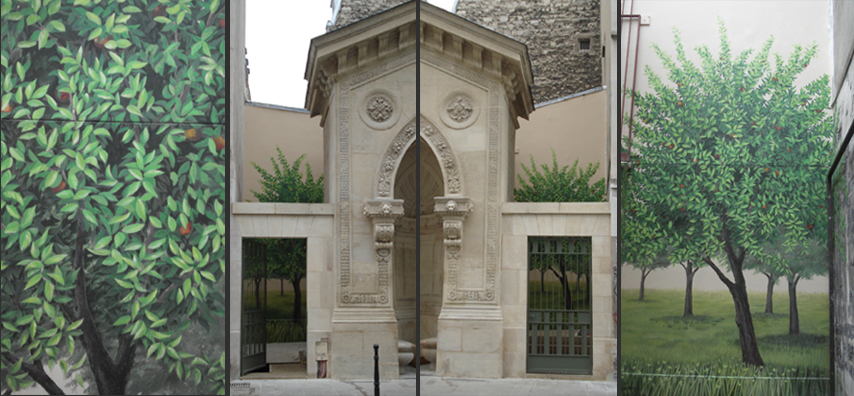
(329, 0, 409, 31)
(830, 130, 853, 396)
(454, 0, 602, 104)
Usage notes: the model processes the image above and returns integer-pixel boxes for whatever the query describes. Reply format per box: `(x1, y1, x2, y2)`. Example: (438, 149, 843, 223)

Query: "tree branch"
(1, 352, 65, 395)
(703, 256, 735, 289)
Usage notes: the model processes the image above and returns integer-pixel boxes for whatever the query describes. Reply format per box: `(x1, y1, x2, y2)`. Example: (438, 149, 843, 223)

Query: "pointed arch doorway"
(392, 138, 445, 355)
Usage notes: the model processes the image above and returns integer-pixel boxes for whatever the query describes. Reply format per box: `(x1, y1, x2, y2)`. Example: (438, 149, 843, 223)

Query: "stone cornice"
(305, 0, 534, 127)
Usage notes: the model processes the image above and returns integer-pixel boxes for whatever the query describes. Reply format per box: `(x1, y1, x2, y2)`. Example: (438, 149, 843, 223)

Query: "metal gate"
(241, 239, 267, 375)
(527, 237, 593, 374)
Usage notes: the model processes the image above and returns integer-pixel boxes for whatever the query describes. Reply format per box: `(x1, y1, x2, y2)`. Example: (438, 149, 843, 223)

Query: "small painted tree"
(627, 19, 833, 366)
(744, 231, 790, 315)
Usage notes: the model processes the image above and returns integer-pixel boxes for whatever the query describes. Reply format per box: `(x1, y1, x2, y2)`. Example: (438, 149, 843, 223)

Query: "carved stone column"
(433, 197, 473, 302)
(362, 199, 405, 306)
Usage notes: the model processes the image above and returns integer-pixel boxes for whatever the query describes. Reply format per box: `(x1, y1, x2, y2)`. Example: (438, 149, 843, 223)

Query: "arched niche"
(374, 116, 463, 199)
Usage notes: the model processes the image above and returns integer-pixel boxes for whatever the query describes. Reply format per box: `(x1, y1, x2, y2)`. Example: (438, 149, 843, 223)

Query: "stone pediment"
(305, 0, 534, 127)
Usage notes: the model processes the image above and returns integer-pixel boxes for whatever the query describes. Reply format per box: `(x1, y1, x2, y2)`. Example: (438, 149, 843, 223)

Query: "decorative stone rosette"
(359, 90, 401, 130)
(439, 92, 480, 129)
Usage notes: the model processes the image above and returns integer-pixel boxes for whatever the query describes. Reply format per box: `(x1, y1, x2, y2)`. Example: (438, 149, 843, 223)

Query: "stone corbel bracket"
(434, 197, 473, 301)
(364, 198, 405, 253)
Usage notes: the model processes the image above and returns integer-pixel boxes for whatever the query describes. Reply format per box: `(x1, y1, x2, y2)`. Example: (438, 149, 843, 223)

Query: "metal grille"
(527, 237, 593, 374)
(241, 239, 267, 375)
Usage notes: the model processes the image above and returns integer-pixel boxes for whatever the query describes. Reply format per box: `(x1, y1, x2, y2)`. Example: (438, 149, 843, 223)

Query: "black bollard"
(373, 344, 380, 396)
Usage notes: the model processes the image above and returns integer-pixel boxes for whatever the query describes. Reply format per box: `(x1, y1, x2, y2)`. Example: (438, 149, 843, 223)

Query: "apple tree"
(626, 19, 833, 366)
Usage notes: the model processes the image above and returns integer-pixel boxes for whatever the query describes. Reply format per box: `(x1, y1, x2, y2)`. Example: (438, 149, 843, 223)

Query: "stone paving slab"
(232, 378, 617, 396)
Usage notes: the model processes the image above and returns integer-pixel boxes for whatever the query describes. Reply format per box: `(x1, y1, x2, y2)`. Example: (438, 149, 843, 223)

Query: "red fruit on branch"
(775, 171, 779, 176)
(179, 222, 192, 235)
(1, 103, 11, 113)
(220, 19, 225, 28)
(214, 136, 226, 151)
(679, 206, 686, 212)
(776, 126, 782, 131)
(772, 76, 778, 82)
(807, 224, 814, 230)
(762, 204, 767, 210)
(51, 181, 66, 193)
(668, 144, 675, 149)
(679, 183, 685, 188)
(677, 101, 683, 107)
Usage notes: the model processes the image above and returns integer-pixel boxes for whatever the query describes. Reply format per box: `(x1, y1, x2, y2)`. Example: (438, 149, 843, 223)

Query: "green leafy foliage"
(624, 18, 832, 366)
(1, 0, 225, 394)
(250, 149, 324, 204)
(248, 150, 322, 323)
(514, 149, 606, 202)
(626, 19, 832, 266)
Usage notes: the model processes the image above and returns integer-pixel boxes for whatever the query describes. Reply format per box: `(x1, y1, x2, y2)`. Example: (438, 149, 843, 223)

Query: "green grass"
(242, 290, 308, 343)
(242, 290, 307, 320)
(621, 289, 830, 395)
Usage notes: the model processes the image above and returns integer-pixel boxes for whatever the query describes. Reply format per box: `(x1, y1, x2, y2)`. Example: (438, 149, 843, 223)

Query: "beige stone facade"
(230, 0, 616, 383)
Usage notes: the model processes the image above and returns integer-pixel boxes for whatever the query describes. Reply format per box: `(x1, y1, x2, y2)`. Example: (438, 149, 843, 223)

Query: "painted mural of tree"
(621, 167, 673, 303)
(744, 250, 786, 315)
(626, 19, 833, 366)
(1, 0, 226, 394)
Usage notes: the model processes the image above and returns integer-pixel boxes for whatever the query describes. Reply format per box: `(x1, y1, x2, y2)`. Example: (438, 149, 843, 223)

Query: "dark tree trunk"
(762, 272, 776, 314)
(682, 260, 697, 317)
(788, 276, 800, 335)
(560, 261, 572, 310)
(254, 278, 262, 309)
(704, 251, 765, 367)
(550, 263, 572, 310)
(639, 268, 650, 301)
(71, 216, 136, 395)
(291, 278, 302, 321)
(540, 269, 545, 293)
(281, 278, 285, 296)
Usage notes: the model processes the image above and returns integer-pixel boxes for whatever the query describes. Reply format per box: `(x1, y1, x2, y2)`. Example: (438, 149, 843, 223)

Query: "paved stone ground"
(232, 378, 617, 396)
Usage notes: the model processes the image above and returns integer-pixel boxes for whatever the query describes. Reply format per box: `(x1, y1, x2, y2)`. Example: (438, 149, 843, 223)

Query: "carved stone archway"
(374, 116, 463, 199)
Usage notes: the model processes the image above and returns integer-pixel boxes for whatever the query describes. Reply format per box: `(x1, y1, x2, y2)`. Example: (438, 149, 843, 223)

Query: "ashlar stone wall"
(454, 0, 602, 103)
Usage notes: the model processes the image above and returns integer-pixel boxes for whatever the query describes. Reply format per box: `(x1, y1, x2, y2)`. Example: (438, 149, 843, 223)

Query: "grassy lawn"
(621, 289, 829, 395)
(242, 290, 307, 320)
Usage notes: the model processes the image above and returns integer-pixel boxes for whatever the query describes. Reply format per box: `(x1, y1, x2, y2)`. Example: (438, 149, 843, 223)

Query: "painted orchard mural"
(621, 19, 832, 395)
(1, 0, 226, 394)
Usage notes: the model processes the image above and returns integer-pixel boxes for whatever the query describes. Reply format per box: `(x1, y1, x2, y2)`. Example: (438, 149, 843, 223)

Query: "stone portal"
(305, 0, 534, 379)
